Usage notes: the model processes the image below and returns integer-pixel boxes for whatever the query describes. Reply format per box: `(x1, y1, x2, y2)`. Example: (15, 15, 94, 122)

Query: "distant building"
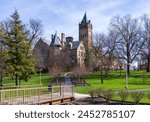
(33, 38, 49, 70)
(33, 13, 93, 69)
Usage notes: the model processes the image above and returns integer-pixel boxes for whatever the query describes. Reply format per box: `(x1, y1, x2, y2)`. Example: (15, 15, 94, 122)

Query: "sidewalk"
(74, 93, 90, 99)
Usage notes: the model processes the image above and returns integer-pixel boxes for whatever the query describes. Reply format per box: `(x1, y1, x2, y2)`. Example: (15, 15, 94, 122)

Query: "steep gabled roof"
(35, 38, 49, 48)
(50, 32, 61, 46)
(71, 41, 80, 49)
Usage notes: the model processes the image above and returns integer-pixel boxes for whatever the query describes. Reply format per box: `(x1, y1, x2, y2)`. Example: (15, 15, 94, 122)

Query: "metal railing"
(0, 85, 74, 105)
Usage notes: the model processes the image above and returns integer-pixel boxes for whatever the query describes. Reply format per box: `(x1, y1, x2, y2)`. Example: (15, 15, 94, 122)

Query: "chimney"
(51, 34, 54, 40)
(66, 37, 73, 44)
(61, 33, 65, 46)
(66, 37, 73, 49)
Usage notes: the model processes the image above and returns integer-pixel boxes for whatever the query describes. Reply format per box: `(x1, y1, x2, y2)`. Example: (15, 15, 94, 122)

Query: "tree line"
(92, 14, 150, 75)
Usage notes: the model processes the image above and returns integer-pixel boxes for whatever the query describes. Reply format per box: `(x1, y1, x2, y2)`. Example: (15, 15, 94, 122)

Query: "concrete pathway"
(74, 93, 90, 99)
(114, 88, 150, 93)
(64, 74, 72, 85)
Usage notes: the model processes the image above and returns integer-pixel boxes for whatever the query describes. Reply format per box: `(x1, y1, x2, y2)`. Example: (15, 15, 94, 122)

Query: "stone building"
(79, 12, 93, 51)
(33, 13, 93, 69)
(33, 38, 49, 70)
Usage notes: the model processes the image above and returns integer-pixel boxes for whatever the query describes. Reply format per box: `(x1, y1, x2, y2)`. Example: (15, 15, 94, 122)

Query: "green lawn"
(2, 73, 53, 87)
(2, 70, 150, 91)
(74, 70, 150, 104)
(75, 70, 150, 94)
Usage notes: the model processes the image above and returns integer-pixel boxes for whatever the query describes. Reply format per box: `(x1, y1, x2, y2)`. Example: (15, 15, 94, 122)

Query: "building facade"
(79, 13, 93, 51)
(33, 13, 93, 69)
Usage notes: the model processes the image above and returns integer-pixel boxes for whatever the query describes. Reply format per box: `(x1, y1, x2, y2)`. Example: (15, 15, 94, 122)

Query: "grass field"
(1, 70, 150, 103)
(1, 73, 53, 87)
(75, 70, 150, 93)
(2, 70, 150, 91)
(74, 70, 150, 104)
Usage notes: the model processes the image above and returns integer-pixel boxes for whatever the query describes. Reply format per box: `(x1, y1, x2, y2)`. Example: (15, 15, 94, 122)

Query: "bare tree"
(72, 65, 91, 85)
(29, 19, 43, 47)
(141, 15, 150, 72)
(110, 15, 144, 75)
(49, 66, 63, 84)
(92, 33, 116, 84)
(48, 47, 75, 71)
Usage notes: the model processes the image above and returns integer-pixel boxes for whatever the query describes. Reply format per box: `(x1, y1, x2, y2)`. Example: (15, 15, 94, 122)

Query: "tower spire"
(79, 12, 93, 51)
(81, 12, 87, 25)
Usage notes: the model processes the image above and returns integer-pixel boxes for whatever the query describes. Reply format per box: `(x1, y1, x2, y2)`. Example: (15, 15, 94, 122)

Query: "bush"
(119, 90, 129, 103)
(102, 89, 114, 103)
(95, 87, 103, 97)
(147, 92, 150, 100)
(89, 89, 96, 100)
(131, 91, 144, 104)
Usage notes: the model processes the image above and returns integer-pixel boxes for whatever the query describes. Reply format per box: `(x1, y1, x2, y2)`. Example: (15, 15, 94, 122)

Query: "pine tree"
(0, 41, 7, 86)
(5, 10, 35, 86)
(0, 23, 7, 86)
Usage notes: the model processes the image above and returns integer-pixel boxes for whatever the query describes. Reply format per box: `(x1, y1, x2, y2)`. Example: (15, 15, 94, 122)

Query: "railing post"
(72, 85, 74, 97)
(23, 89, 25, 104)
(51, 85, 53, 100)
(62, 85, 64, 98)
(0, 90, 2, 104)
(60, 83, 62, 96)
(38, 88, 40, 104)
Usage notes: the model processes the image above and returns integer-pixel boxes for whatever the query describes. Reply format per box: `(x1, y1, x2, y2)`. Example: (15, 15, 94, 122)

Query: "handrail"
(0, 85, 74, 92)
(0, 85, 74, 105)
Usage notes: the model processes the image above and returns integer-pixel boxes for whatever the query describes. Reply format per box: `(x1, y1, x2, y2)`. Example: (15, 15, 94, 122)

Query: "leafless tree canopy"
(91, 32, 116, 83)
(48, 48, 75, 71)
(109, 15, 144, 74)
(141, 15, 150, 72)
(29, 19, 43, 46)
(49, 66, 63, 78)
(72, 65, 91, 84)
(48, 66, 63, 84)
(72, 65, 91, 78)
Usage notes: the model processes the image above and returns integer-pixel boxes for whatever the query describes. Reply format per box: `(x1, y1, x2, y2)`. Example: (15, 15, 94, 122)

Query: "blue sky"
(1, 0, 150, 44)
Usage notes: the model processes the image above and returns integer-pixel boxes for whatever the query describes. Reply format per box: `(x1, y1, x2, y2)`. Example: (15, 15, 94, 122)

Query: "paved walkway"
(64, 73, 72, 85)
(64, 74, 90, 99)
(126, 88, 150, 92)
(74, 93, 90, 99)
(114, 88, 150, 94)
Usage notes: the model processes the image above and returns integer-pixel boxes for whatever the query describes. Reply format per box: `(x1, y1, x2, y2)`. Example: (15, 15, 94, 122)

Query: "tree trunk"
(100, 70, 103, 84)
(119, 67, 122, 77)
(15, 74, 18, 86)
(0, 74, 3, 86)
(127, 60, 130, 75)
(147, 56, 150, 72)
(56, 78, 58, 85)
(127, 44, 130, 75)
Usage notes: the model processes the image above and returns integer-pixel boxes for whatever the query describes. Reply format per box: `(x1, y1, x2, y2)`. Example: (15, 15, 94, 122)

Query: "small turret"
(50, 31, 61, 47)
